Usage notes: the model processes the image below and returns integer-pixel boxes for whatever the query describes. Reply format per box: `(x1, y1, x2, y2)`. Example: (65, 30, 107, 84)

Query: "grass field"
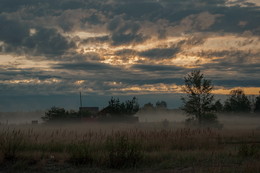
(0, 121, 260, 173)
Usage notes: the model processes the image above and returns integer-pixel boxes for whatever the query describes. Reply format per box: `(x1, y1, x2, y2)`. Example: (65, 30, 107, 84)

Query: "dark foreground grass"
(0, 123, 260, 173)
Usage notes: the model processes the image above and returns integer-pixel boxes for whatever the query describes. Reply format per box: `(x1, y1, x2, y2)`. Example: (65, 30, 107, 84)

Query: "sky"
(0, 0, 260, 111)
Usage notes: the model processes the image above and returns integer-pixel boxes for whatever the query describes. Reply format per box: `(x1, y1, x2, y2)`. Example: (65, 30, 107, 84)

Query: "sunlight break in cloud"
(0, 0, 259, 110)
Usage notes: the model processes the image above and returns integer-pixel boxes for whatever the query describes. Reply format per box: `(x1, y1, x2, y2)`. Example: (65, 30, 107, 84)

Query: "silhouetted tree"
(42, 107, 68, 122)
(254, 93, 260, 113)
(181, 70, 217, 123)
(143, 102, 154, 109)
(42, 107, 82, 122)
(156, 101, 167, 109)
(213, 100, 223, 112)
(224, 89, 251, 113)
(141, 103, 155, 113)
(107, 97, 122, 116)
(124, 97, 140, 115)
(106, 97, 139, 116)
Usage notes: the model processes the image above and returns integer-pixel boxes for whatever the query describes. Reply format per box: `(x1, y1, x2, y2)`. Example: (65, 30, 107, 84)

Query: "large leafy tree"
(42, 107, 68, 122)
(181, 70, 216, 123)
(255, 94, 260, 113)
(224, 89, 251, 113)
(42, 107, 80, 122)
(106, 97, 139, 116)
(213, 100, 223, 112)
(156, 101, 167, 110)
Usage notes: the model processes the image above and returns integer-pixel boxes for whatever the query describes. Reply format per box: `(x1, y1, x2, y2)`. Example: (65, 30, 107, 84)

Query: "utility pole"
(80, 91, 82, 108)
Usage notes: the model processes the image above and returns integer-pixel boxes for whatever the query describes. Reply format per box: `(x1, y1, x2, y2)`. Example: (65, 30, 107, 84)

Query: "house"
(98, 106, 139, 123)
(79, 107, 99, 115)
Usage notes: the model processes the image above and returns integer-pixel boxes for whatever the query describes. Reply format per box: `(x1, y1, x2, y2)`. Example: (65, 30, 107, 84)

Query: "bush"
(106, 135, 143, 169)
(68, 142, 94, 166)
(162, 119, 169, 128)
(185, 113, 222, 128)
(238, 144, 258, 158)
(0, 131, 24, 162)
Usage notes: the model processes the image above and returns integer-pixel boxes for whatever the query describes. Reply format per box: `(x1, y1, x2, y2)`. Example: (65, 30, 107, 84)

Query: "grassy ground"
(0, 122, 260, 173)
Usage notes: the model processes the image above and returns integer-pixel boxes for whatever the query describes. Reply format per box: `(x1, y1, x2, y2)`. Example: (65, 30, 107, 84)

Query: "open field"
(0, 121, 260, 173)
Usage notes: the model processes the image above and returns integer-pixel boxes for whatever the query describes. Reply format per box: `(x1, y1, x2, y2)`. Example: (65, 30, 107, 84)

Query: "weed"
(67, 142, 94, 166)
(106, 135, 143, 169)
(238, 144, 258, 158)
(0, 130, 24, 162)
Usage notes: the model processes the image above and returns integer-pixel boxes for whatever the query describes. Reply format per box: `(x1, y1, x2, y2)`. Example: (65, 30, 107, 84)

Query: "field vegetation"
(1, 71, 260, 173)
(0, 122, 260, 173)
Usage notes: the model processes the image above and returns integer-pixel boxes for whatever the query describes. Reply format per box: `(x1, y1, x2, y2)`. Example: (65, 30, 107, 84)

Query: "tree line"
(181, 70, 260, 126)
(42, 70, 260, 123)
(42, 97, 140, 122)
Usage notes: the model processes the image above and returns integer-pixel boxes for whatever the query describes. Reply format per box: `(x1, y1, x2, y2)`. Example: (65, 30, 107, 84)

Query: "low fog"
(1, 110, 260, 130)
(0, 111, 44, 124)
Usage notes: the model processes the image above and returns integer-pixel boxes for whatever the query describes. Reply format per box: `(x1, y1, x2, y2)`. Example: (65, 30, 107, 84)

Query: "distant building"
(79, 107, 99, 115)
(31, 120, 38, 124)
(98, 106, 111, 117)
(98, 107, 139, 123)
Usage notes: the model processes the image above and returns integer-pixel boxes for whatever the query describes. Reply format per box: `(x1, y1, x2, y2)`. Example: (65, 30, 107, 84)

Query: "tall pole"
(80, 92, 82, 108)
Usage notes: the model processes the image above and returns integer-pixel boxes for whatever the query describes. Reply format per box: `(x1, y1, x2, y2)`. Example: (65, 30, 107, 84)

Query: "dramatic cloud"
(132, 64, 184, 72)
(107, 16, 148, 45)
(0, 15, 75, 57)
(139, 48, 180, 59)
(0, 0, 259, 111)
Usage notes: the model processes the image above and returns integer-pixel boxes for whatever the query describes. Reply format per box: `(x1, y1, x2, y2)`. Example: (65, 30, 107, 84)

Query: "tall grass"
(0, 123, 259, 172)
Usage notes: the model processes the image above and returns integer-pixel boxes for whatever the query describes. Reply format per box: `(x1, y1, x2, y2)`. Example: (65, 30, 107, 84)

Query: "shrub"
(162, 119, 169, 128)
(68, 142, 94, 166)
(0, 130, 24, 162)
(238, 144, 258, 158)
(106, 135, 143, 169)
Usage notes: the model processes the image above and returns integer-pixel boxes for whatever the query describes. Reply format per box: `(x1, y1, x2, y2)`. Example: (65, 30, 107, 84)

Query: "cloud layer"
(0, 0, 260, 110)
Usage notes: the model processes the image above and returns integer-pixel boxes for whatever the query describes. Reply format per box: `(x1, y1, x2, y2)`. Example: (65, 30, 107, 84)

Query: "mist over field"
(1, 109, 260, 172)
(1, 0, 260, 172)
(1, 110, 260, 130)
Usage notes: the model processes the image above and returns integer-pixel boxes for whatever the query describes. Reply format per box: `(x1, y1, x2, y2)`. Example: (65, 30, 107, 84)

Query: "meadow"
(0, 121, 260, 173)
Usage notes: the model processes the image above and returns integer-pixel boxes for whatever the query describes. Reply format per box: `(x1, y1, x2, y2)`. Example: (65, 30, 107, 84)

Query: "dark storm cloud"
(0, 0, 40, 13)
(120, 78, 184, 86)
(1, 0, 259, 51)
(23, 27, 75, 56)
(214, 79, 260, 87)
(129, 62, 260, 87)
(52, 61, 187, 86)
(116, 37, 206, 60)
(0, 0, 260, 102)
(204, 62, 260, 75)
(194, 50, 259, 60)
(132, 64, 184, 72)
(191, 49, 260, 81)
(0, 0, 98, 13)
(1, 0, 259, 29)
(80, 36, 110, 45)
(0, 15, 75, 57)
(0, 15, 29, 46)
(0, 67, 62, 81)
(52, 61, 146, 82)
(54, 62, 117, 71)
(112, 0, 163, 19)
(209, 6, 260, 35)
(139, 47, 180, 59)
(0, 69, 33, 80)
(0, 81, 72, 96)
(108, 16, 148, 46)
(207, 50, 258, 64)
